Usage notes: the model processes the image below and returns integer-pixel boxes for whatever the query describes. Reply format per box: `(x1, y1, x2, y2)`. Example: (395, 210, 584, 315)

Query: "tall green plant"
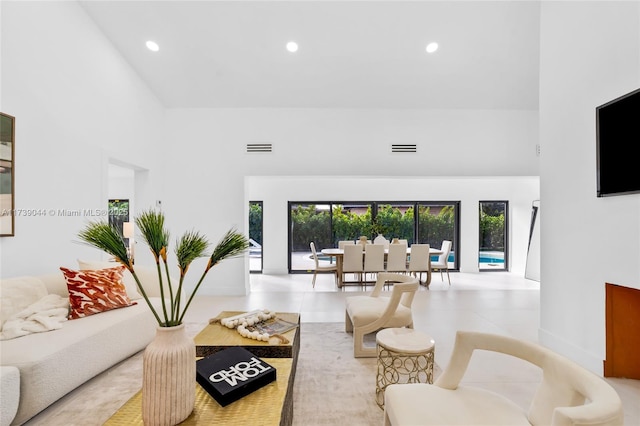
(77, 209, 249, 327)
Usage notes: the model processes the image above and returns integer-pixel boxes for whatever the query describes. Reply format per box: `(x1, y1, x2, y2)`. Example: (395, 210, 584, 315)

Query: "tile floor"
(185, 271, 638, 425)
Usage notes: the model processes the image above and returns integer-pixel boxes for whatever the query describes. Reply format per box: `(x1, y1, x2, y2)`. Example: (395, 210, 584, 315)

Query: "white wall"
(247, 175, 539, 275)
(539, 1, 640, 374)
(164, 108, 539, 295)
(0, 2, 165, 276)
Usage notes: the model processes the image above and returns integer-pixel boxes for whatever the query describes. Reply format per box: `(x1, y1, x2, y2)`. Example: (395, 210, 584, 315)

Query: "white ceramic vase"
(142, 324, 196, 426)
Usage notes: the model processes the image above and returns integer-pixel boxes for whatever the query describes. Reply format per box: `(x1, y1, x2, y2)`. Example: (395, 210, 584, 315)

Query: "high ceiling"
(79, 1, 541, 110)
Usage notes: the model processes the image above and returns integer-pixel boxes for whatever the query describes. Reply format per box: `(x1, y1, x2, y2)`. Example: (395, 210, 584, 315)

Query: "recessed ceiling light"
(426, 42, 439, 53)
(146, 41, 160, 52)
(286, 41, 298, 53)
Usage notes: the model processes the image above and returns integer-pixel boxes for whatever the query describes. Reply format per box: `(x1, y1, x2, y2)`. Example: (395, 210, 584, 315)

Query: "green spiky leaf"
(135, 209, 169, 261)
(77, 221, 131, 268)
(208, 229, 250, 270)
(175, 231, 210, 275)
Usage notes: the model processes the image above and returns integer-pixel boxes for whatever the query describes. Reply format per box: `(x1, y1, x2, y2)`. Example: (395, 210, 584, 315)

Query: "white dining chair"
(342, 243, 364, 285)
(373, 234, 390, 249)
(407, 244, 430, 286)
(386, 243, 408, 274)
(338, 240, 355, 249)
(363, 244, 385, 284)
(310, 242, 337, 288)
(431, 240, 452, 285)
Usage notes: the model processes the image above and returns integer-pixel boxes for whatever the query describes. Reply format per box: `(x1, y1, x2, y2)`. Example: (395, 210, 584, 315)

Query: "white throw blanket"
(0, 294, 69, 340)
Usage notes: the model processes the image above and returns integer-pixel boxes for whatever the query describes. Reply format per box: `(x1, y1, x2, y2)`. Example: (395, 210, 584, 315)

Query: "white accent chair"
(386, 243, 408, 274)
(383, 331, 624, 426)
(431, 240, 452, 285)
(407, 244, 430, 285)
(345, 273, 419, 357)
(363, 244, 385, 284)
(342, 243, 364, 285)
(309, 242, 337, 288)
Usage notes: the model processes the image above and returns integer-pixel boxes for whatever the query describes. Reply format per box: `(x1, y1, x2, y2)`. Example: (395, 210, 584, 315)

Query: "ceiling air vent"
(391, 144, 417, 153)
(246, 143, 273, 153)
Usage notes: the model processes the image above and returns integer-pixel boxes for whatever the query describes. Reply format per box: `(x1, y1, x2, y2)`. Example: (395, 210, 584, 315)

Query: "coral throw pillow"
(60, 266, 136, 319)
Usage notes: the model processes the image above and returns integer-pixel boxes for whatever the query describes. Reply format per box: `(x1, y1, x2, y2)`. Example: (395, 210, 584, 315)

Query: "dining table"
(321, 245, 443, 288)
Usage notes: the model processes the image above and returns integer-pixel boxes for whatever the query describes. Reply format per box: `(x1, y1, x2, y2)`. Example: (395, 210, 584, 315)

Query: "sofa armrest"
(0, 366, 20, 426)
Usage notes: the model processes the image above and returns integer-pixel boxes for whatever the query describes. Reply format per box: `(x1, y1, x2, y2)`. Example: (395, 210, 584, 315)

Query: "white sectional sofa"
(0, 264, 171, 425)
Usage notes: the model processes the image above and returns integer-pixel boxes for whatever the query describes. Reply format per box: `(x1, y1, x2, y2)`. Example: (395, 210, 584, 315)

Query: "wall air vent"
(391, 144, 417, 153)
(246, 143, 273, 153)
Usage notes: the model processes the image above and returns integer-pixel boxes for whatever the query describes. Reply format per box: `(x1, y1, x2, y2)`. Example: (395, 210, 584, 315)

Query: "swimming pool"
(479, 253, 505, 263)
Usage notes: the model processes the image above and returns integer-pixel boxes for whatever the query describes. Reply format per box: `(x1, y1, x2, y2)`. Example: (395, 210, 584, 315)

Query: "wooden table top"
(194, 311, 301, 359)
(105, 358, 293, 426)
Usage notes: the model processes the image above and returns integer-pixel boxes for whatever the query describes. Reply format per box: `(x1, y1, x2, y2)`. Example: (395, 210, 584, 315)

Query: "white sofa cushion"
(384, 383, 530, 425)
(346, 295, 413, 328)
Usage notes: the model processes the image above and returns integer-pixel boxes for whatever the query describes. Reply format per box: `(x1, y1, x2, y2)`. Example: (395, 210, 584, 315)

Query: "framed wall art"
(1, 113, 15, 237)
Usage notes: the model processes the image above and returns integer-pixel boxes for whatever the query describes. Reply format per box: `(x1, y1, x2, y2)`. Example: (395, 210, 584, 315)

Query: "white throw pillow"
(77, 259, 143, 300)
(0, 277, 49, 328)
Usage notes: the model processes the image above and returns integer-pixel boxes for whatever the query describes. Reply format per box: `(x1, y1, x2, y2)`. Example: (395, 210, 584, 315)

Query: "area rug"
(295, 322, 441, 425)
(294, 323, 389, 425)
(23, 322, 439, 426)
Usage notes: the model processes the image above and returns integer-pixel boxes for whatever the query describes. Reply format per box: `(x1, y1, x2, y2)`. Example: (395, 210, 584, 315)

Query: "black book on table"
(196, 346, 277, 407)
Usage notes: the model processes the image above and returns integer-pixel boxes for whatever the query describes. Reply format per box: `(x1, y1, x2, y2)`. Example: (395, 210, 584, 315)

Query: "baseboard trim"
(538, 328, 603, 375)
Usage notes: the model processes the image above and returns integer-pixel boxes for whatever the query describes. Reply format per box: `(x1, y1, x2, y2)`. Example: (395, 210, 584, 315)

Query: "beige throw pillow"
(77, 259, 143, 300)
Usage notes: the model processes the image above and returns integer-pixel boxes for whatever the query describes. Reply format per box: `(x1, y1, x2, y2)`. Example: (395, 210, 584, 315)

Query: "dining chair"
(386, 243, 408, 274)
(345, 273, 420, 357)
(309, 242, 337, 288)
(342, 243, 364, 285)
(363, 244, 385, 284)
(338, 240, 355, 249)
(407, 244, 430, 286)
(373, 234, 390, 249)
(431, 240, 452, 285)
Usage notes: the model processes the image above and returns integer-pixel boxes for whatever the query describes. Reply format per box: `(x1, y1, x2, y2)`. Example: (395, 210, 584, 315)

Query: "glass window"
(249, 201, 263, 273)
(374, 203, 414, 242)
(417, 203, 459, 269)
(479, 201, 508, 271)
(288, 201, 460, 273)
(332, 203, 374, 244)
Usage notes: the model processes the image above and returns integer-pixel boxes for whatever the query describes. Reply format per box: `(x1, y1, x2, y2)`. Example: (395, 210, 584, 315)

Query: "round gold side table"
(375, 327, 435, 409)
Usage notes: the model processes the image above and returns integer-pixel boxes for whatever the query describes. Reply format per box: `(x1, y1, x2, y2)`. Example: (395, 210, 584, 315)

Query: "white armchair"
(383, 331, 624, 426)
(345, 273, 419, 358)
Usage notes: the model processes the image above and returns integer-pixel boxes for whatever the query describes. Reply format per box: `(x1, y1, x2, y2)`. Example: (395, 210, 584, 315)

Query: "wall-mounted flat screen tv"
(596, 88, 640, 197)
